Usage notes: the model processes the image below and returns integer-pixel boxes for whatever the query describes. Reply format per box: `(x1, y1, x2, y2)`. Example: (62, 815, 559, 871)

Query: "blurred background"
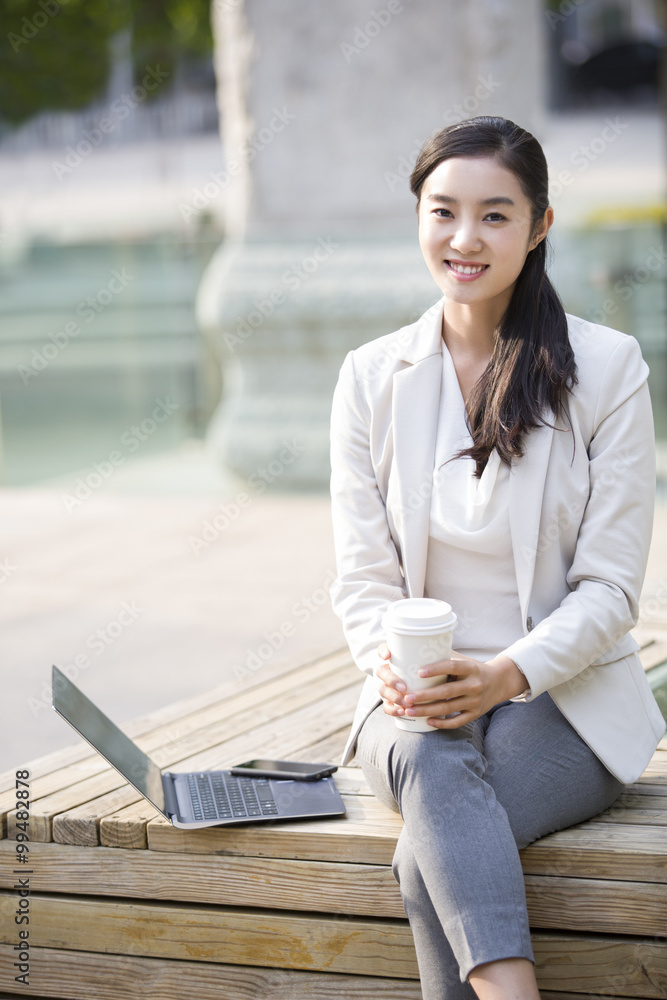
(0, 0, 665, 770)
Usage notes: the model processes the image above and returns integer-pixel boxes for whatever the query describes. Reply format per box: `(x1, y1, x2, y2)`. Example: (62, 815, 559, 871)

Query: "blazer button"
(526, 617, 534, 632)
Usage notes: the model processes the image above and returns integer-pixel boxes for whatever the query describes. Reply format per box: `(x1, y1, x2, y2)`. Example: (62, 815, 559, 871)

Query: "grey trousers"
(355, 692, 625, 1000)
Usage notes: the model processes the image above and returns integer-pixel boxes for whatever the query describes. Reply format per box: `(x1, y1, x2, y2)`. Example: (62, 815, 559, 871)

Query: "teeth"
(448, 262, 486, 274)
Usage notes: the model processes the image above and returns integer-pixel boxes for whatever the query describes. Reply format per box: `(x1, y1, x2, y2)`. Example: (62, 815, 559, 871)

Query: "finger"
(378, 679, 407, 707)
(404, 699, 457, 718)
(417, 656, 473, 679)
(377, 642, 391, 660)
(376, 661, 407, 693)
(403, 677, 462, 706)
(424, 709, 473, 729)
(381, 697, 405, 717)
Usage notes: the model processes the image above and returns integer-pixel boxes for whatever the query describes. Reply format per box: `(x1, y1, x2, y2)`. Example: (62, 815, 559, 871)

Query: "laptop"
(51, 665, 346, 829)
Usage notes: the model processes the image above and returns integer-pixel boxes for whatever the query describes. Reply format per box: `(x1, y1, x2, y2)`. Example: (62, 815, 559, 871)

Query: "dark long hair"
(410, 116, 576, 477)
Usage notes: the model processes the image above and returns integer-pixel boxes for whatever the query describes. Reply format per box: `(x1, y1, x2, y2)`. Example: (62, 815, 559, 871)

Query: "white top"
(424, 342, 525, 662)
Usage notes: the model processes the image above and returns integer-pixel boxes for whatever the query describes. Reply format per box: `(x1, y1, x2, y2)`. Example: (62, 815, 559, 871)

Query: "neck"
(441, 300, 505, 362)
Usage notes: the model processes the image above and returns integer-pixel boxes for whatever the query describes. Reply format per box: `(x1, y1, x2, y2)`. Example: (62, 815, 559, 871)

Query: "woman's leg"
(355, 694, 625, 1000)
(465, 692, 625, 999)
(355, 705, 533, 999)
(481, 691, 625, 851)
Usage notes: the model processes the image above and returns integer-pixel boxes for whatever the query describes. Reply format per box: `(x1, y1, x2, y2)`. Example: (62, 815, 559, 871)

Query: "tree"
(0, 0, 213, 126)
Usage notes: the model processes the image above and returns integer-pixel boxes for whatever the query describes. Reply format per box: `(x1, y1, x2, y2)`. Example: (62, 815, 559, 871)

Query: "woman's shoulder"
(565, 312, 649, 416)
(566, 312, 645, 366)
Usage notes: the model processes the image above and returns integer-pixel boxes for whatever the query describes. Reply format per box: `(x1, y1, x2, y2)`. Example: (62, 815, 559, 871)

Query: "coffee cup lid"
(382, 598, 457, 634)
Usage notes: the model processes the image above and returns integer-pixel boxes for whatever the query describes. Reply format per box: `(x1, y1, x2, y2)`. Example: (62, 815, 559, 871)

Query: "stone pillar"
(197, 0, 545, 487)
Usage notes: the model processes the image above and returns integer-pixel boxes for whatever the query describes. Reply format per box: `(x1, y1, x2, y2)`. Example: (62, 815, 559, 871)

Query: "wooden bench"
(1, 641, 666, 1000)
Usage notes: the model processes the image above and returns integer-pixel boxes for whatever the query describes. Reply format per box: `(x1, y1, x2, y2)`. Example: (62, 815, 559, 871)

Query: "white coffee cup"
(382, 598, 458, 732)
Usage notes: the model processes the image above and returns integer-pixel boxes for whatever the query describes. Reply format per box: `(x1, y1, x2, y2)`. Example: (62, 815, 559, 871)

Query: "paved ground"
(0, 450, 346, 772)
(2, 440, 666, 774)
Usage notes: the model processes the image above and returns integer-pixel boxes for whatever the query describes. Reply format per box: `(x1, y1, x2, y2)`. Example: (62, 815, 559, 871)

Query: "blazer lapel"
(508, 421, 555, 627)
(392, 300, 444, 598)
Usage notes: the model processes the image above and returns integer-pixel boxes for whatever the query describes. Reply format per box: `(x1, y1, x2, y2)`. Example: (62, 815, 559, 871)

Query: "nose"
(449, 219, 482, 255)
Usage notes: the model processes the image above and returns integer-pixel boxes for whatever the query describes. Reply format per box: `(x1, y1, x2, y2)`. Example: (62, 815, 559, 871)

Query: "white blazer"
(330, 297, 665, 785)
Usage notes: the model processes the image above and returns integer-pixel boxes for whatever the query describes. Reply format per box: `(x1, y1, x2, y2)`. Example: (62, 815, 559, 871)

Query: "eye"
(433, 208, 453, 218)
(484, 212, 507, 222)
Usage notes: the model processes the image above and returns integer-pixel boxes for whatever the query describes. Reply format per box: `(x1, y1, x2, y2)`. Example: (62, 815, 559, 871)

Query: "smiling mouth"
(446, 261, 489, 275)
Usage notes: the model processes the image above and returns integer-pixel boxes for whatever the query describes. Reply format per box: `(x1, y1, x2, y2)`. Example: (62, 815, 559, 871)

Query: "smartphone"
(229, 758, 338, 781)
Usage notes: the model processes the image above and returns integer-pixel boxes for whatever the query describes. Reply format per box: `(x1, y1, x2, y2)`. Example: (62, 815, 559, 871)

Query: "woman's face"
(417, 155, 552, 315)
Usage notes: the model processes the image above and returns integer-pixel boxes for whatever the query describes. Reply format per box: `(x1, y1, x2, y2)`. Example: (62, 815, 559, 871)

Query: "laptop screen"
(51, 665, 166, 817)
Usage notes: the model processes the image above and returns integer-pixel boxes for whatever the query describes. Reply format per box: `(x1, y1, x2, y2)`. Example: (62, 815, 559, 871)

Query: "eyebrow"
(426, 194, 515, 207)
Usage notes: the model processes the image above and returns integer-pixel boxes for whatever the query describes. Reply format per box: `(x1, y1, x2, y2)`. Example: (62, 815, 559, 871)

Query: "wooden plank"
(291, 726, 352, 765)
(7, 665, 363, 843)
(519, 823, 667, 884)
(532, 933, 667, 997)
(1, 842, 665, 937)
(146, 793, 403, 863)
(147, 801, 667, 878)
(626, 780, 667, 797)
(0, 892, 420, 979)
(0, 947, 650, 1000)
(0, 945, 424, 999)
(1, 896, 665, 996)
(523, 875, 667, 935)
(0, 947, 655, 1000)
(1, 650, 357, 836)
(0, 840, 406, 919)
(98, 797, 157, 849)
(587, 791, 667, 826)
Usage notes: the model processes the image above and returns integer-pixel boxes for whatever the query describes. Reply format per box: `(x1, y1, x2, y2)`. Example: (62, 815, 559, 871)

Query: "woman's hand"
(375, 643, 411, 718)
(376, 644, 529, 727)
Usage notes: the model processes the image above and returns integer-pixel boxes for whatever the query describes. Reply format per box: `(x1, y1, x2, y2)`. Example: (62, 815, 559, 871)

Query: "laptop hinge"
(161, 772, 180, 821)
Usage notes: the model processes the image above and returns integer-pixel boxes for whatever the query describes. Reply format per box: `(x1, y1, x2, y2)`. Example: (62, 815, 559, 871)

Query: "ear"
(529, 206, 554, 250)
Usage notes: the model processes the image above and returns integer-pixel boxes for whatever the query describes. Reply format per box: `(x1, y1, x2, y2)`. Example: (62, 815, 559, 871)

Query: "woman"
(329, 116, 665, 1000)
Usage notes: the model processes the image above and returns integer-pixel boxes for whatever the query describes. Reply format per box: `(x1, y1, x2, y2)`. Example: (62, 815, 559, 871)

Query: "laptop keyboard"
(187, 772, 279, 821)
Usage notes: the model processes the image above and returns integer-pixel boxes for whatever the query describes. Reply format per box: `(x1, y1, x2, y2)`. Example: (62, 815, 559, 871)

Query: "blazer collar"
(398, 297, 446, 365)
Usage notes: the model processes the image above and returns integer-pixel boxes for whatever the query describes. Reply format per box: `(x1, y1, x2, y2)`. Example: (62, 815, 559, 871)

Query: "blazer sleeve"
(502, 335, 655, 699)
(329, 351, 408, 678)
